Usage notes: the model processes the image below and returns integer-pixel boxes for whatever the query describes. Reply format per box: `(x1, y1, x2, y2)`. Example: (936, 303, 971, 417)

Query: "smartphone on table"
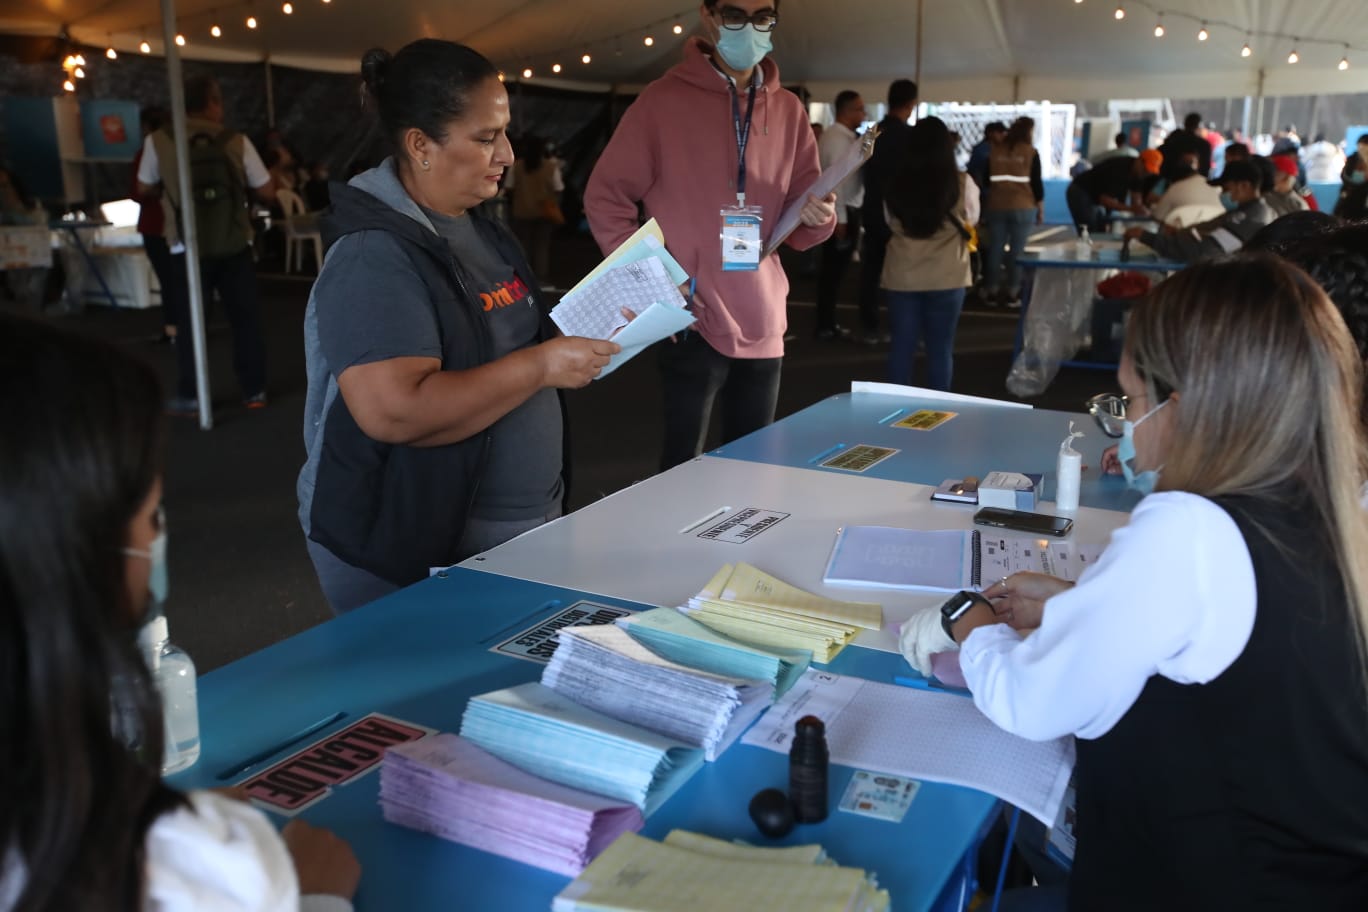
(973, 507, 1074, 537)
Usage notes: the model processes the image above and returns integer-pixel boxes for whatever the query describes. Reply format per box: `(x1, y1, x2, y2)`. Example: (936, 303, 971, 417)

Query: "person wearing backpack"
(137, 75, 275, 414)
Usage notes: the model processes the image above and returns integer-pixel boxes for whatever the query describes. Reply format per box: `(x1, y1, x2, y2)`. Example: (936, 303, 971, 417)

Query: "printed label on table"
(696, 507, 790, 544)
(1045, 773, 1078, 867)
(893, 409, 958, 431)
(838, 769, 921, 823)
(239, 713, 434, 816)
(491, 600, 635, 665)
(821, 444, 899, 473)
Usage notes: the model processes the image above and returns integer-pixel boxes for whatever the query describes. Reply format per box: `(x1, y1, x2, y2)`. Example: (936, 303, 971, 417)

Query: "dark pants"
(658, 332, 782, 471)
(1065, 183, 1105, 235)
(175, 247, 267, 400)
(884, 288, 965, 390)
(815, 206, 862, 333)
(857, 226, 889, 334)
(141, 234, 188, 332)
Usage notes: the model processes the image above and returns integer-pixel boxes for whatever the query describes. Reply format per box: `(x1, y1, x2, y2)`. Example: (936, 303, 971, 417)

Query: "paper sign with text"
(893, 410, 958, 431)
(239, 713, 434, 815)
(491, 601, 635, 664)
(822, 445, 899, 473)
(696, 507, 790, 544)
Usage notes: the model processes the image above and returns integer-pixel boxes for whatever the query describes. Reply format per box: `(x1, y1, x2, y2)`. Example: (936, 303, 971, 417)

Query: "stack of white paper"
(680, 564, 883, 663)
(553, 831, 890, 912)
(379, 734, 643, 876)
(617, 608, 810, 699)
(542, 625, 770, 761)
(459, 682, 705, 817)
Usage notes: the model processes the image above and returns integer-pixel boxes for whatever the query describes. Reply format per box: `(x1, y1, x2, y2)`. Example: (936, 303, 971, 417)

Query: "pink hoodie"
(584, 38, 834, 359)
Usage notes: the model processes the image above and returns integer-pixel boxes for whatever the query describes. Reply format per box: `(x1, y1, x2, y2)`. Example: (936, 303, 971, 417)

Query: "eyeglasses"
(1086, 393, 1129, 438)
(714, 6, 779, 31)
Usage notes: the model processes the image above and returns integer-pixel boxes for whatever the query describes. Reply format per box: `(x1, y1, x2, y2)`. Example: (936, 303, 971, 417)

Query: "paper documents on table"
(617, 607, 811, 699)
(378, 733, 642, 876)
(542, 625, 771, 761)
(551, 218, 694, 379)
(764, 126, 879, 257)
(459, 682, 704, 817)
(679, 563, 882, 663)
(553, 831, 890, 912)
(743, 670, 1075, 825)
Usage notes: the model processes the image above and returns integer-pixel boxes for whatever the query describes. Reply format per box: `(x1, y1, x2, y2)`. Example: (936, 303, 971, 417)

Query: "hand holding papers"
(765, 126, 879, 257)
(551, 218, 694, 378)
(379, 734, 642, 876)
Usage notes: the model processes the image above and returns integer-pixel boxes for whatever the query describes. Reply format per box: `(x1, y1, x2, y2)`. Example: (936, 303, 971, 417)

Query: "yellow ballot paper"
(680, 564, 882, 663)
(553, 831, 890, 912)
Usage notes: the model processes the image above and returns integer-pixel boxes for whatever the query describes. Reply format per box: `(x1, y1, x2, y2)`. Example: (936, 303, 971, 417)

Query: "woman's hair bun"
(360, 48, 392, 93)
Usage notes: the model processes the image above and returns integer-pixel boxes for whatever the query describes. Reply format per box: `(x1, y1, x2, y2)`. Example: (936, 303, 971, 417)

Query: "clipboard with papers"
(764, 126, 880, 257)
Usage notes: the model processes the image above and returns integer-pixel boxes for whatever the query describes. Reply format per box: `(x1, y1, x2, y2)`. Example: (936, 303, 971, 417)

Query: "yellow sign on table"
(893, 410, 957, 431)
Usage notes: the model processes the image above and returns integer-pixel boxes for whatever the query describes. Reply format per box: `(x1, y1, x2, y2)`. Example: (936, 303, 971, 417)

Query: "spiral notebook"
(822, 526, 985, 592)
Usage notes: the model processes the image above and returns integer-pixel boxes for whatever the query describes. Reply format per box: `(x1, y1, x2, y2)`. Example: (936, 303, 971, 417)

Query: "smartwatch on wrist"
(940, 590, 991, 642)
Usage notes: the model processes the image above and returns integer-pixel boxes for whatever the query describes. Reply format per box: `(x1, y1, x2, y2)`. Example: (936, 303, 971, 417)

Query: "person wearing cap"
(1266, 155, 1311, 218)
(1066, 148, 1161, 235)
(1125, 159, 1271, 263)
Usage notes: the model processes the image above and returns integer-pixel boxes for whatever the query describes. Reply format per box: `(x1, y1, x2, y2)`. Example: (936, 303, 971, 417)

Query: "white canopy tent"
(5, 0, 1367, 427)
(6, 0, 1368, 101)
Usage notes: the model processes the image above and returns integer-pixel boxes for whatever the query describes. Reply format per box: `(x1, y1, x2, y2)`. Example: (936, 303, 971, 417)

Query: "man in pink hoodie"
(585, 0, 836, 471)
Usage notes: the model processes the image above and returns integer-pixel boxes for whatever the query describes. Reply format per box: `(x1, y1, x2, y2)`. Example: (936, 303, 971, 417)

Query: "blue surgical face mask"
(1219, 191, 1238, 210)
(715, 24, 773, 72)
(124, 527, 168, 607)
(1117, 399, 1167, 495)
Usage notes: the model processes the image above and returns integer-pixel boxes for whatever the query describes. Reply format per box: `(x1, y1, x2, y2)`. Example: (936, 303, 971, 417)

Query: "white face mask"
(123, 509, 168, 607)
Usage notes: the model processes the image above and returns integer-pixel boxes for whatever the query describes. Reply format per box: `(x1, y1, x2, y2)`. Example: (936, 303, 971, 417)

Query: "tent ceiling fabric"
(4, 0, 1368, 100)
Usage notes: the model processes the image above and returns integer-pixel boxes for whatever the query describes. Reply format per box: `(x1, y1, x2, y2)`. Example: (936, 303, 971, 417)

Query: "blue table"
(709, 391, 1140, 514)
(173, 568, 997, 912)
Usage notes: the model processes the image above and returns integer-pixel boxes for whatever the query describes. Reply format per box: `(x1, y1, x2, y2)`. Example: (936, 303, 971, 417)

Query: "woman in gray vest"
(903, 254, 1368, 909)
(298, 40, 620, 613)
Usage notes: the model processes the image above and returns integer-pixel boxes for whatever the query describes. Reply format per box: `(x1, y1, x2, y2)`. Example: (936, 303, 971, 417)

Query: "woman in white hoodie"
(0, 315, 359, 912)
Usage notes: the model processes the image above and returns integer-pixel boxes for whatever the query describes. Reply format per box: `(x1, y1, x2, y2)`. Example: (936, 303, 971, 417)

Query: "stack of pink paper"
(379, 733, 644, 876)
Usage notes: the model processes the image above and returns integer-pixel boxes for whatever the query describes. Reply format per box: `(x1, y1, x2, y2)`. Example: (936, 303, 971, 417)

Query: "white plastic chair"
(277, 188, 323, 273)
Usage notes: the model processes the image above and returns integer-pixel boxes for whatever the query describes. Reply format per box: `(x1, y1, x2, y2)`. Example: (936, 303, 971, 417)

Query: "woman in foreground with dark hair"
(880, 116, 978, 390)
(0, 314, 358, 911)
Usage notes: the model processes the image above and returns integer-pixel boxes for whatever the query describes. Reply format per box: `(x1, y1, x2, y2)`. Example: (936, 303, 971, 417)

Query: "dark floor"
(55, 231, 1111, 672)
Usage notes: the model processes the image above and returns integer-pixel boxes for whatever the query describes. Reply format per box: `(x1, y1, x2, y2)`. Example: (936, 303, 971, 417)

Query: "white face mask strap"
(1134, 396, 1168, 428)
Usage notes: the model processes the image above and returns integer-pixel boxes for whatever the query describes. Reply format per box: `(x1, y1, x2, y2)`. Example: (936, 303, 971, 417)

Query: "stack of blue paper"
(460, 682, 705, 817)
(617, 608, 811, 699)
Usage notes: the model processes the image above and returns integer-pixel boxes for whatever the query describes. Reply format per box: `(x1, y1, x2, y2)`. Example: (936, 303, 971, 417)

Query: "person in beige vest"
(509, 135, 563, 284)
(881, 117, 978, 390)
(137, 75, 276, 414)
(981, 116, 1043, 306)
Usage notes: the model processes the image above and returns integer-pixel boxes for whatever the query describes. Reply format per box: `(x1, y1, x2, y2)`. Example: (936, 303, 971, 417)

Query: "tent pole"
(265, 56, 276, 126)
(914, 0, 924, 89)
(1241, 96, 1252, 138)
(159, 0, 213, 429)
(1254, 69, 1266, 139)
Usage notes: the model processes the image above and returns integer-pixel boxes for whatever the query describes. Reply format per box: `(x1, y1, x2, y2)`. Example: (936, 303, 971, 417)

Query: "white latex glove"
(898, 606, 957, 676)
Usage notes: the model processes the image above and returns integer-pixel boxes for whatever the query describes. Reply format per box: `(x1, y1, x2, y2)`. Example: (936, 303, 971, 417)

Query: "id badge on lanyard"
(719, 78, 763, 271)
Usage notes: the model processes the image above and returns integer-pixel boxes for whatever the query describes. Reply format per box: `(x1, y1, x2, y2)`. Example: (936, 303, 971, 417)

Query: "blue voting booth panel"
(710, 392, 1142, 514)
(173, 568, 997, 912)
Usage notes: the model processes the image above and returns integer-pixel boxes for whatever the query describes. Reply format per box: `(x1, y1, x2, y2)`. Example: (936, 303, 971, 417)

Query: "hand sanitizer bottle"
(1075, 227, 1093, 260)
(1055, 421, 1085, 515)
(139, 616, 201, 774)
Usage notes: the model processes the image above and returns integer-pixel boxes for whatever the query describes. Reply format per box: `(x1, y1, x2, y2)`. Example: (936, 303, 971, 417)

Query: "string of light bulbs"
(502, 8, 695, 81)
(1081, 0, 1359, 70)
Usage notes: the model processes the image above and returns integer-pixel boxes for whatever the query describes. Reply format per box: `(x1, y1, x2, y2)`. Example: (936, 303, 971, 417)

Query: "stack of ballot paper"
(459, 682, 704, 817)
(617, 607, 810, 699)
(679, 563, 882, 663)
(553, 831, 890, 912)
(542, 625, 771, 761)
(378, 733, 643, 876)
(551, 219, 694, 378)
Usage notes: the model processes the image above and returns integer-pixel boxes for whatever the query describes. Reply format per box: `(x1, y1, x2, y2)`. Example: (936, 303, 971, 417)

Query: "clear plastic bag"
(1006, 268, 1105, 397)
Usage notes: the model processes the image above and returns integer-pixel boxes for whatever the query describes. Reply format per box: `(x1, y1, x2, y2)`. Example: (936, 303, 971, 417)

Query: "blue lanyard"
(729, 77, 758, 207)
